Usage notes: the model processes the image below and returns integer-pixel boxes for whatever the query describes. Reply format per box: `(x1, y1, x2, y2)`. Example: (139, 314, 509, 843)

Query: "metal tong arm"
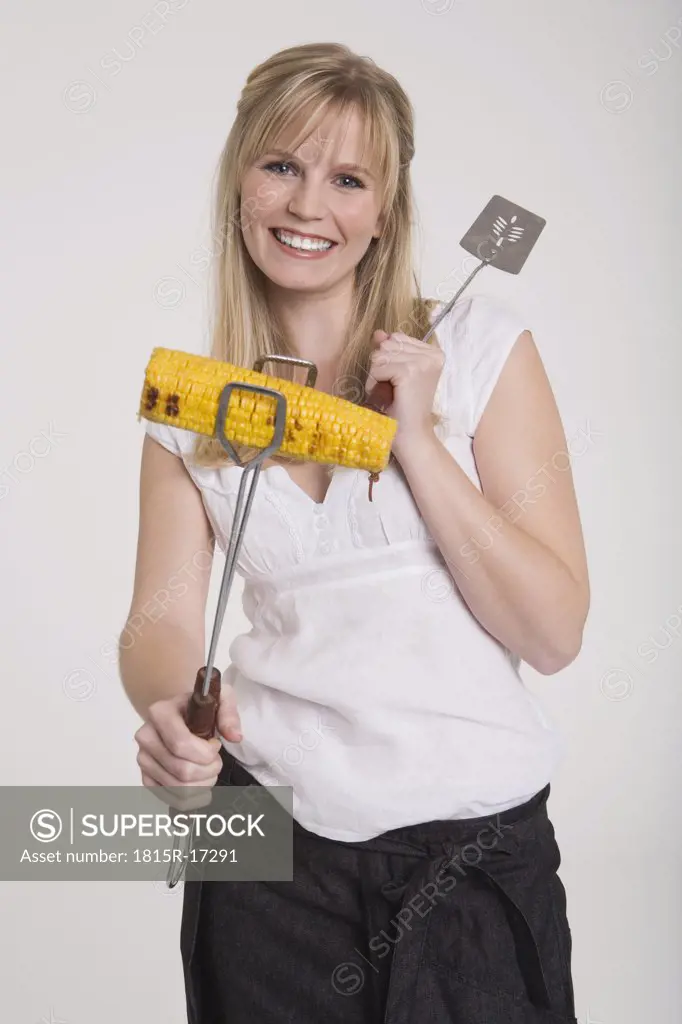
(184, 353, 317, 735)
(167, 374, 290, 889)
(184, 377, 290, 738)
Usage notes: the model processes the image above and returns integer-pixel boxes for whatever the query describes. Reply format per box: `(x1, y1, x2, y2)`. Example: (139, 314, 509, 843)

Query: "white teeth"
(273, 229, 333, 251)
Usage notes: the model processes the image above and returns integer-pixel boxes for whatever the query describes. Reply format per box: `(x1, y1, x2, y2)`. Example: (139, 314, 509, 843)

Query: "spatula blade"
(459, 195, 546, 274)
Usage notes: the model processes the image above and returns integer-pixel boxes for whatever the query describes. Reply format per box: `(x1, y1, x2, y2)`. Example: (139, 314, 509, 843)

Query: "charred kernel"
(145, 385, 159, 411)
(165, 393, 180, 416)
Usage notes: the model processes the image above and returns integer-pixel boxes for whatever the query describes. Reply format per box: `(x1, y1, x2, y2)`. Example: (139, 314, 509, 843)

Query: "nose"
(286, 173, 327, 222)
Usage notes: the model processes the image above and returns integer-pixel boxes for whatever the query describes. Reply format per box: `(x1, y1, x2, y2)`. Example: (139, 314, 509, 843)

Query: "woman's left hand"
(368, 330, 444, 457)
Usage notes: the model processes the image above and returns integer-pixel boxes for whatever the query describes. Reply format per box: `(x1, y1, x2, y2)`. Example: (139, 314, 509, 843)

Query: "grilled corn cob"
(137, 347, 397, 474)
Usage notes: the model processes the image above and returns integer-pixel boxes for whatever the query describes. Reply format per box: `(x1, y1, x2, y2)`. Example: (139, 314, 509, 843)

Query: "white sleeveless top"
(143, 294, 564, 841)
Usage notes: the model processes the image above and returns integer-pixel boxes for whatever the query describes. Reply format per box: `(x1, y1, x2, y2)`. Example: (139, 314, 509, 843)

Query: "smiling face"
(239, 105, 385, 296)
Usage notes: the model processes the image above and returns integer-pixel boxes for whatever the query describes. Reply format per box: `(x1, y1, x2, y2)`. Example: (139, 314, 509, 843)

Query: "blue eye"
(336, 174, 364, 190)
(264, 161, 295, 176)
(262, 162, 365, 190)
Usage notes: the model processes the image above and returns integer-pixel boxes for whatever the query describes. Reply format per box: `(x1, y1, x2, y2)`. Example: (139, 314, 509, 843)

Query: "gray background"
(2, 0, 681, 1021)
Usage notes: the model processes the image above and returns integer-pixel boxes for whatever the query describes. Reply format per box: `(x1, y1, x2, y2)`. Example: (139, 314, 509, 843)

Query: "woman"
(122, 42, 589, 1024)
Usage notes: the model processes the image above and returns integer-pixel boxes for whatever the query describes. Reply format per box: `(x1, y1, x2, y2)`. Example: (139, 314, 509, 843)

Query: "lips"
(269, 228, 339, 260)
(271, 227, 337, 245)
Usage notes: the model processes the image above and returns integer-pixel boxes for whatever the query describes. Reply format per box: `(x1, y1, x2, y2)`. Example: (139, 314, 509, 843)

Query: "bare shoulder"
(126, 434, 216, 640)
(473, 329, 590, 603)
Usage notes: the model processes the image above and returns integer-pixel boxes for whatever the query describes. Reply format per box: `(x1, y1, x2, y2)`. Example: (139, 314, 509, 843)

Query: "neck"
(265, 275, 355, 376)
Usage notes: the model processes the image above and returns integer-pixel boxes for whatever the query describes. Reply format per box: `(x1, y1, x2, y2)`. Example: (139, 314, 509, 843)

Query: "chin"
(272, 276, 337, 294)
(257, 262, 340, 292)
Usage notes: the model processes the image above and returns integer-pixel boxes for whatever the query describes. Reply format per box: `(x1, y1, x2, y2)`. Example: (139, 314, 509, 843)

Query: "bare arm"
(119, 433, 216, 722)
(395, 330, 590, 675)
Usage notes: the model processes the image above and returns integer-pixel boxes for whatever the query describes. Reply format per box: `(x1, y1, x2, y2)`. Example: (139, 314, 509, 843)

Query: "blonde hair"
(191, 41, 441, 470)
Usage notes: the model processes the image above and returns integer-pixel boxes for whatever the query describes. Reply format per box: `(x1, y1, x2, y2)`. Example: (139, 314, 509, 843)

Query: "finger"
(167, 789, 215, 813)
(217, 719, 243, 744)
(140, 772, 215, 814)
(375, 332, 424, 350)
(389, 332, 427, 348)
(138, 718, 222, 779)
(369, 351, 419, 372)
(372, 340, 411, 363)
(137, 745, 222, 790)
(216, 686, 243, 742)
(147, 695, 222, 765)
(372, 333, 400, 353)
(140, 772, 171, 812)
(366, 357, 393, 382)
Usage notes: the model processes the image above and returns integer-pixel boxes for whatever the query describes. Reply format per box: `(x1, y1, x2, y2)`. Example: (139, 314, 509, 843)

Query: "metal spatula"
(365, 194, 547, 412)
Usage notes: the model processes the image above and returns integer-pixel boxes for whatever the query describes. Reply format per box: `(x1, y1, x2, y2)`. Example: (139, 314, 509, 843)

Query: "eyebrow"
(264, 149, 376, 180)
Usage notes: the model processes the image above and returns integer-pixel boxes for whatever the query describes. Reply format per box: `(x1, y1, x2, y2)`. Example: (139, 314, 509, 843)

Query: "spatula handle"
(185, 666, 221, 739)
(363, 380, 394, 414)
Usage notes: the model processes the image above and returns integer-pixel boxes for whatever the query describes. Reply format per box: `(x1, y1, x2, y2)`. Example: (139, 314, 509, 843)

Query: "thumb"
(216, 684, 242, 742)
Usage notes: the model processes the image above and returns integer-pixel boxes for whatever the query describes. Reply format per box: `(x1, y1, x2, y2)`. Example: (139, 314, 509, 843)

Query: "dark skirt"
(180, 749, 577, 1023)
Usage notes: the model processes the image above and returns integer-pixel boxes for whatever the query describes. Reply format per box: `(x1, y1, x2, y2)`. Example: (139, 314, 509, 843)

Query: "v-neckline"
(221, 461, 345, 509)
(266, 463, 342, 509)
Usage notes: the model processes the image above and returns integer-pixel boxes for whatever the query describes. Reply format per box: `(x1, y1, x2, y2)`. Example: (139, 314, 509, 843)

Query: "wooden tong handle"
(185, 666, 221, 740)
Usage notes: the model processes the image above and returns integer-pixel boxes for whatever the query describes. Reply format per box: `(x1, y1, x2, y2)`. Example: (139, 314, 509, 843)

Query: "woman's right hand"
(135, 683, 243, 808)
